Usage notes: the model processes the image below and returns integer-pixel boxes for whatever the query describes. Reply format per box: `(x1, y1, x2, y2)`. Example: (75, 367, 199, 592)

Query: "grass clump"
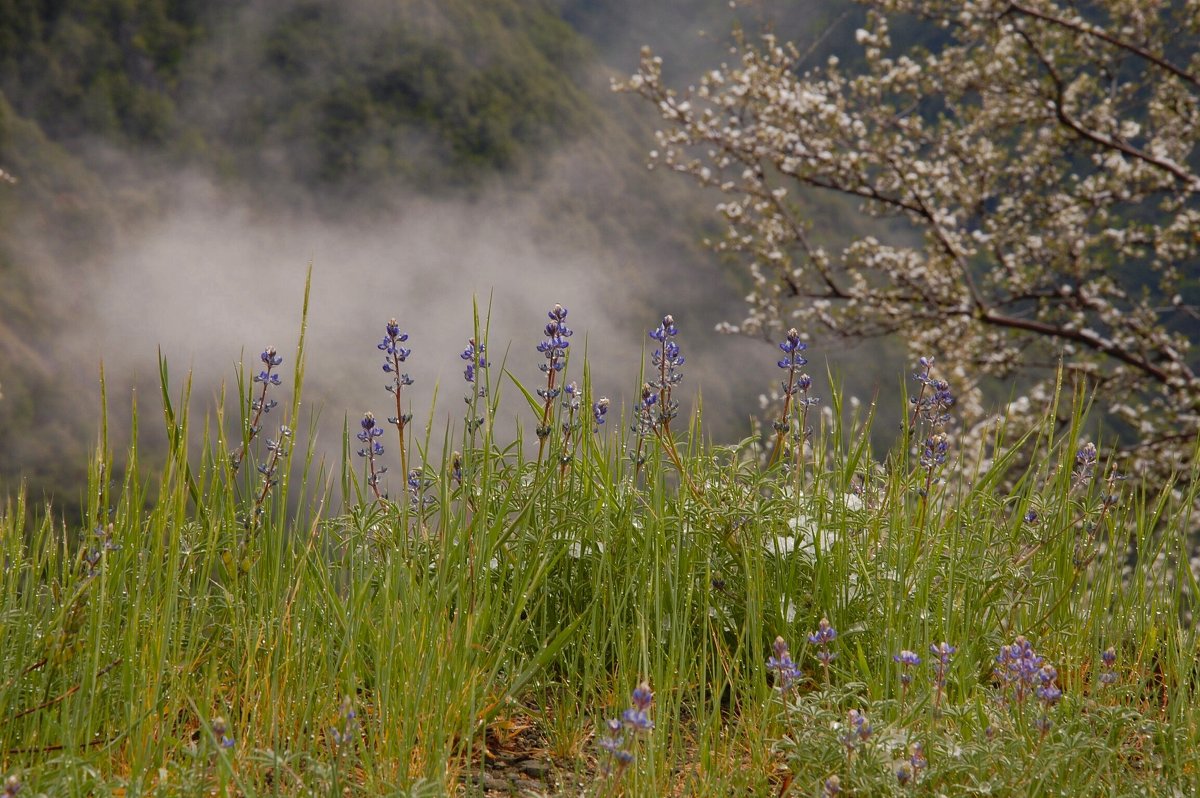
(1, 293, 1198, 797)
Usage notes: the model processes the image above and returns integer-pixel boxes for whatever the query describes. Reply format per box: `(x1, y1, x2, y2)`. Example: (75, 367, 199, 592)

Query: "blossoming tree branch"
(619, 0, 1200, 476)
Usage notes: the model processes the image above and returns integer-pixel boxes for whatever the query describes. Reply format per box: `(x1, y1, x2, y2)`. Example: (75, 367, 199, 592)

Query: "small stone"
(517, 759, 550, 778)
(480, 772, 510, 792)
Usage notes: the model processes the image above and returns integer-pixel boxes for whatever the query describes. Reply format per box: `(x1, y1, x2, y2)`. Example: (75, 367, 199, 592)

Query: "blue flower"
(777, 328, 808, 375)
(592, 397, 610, 429)
(1099, 646, 1118, 685)
(768, 636, 802, 693)
(461, 338, 489, 384)
(598, 682, 653, 776)
(356, 412, 385, 457)
(994, 635, 1043, 705)
(930, 642, 955, 709)
(537, 304, 572, 375)
(212, 716, 235, 750)
(256, 346, 283, 385)
(894, 649, 921, 689)
(808, 617, 837, 646)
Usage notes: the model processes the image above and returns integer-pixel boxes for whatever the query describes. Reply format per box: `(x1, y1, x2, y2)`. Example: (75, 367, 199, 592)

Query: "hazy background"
(0, 0, 877, 512)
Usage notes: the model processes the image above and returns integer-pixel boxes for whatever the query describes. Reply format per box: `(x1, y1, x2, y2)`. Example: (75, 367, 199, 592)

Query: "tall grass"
(2, 297, 1198, 797)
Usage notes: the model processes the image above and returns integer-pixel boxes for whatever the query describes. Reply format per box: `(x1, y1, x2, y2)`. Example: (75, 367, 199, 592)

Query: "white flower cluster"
(617, 0, 1200, 477)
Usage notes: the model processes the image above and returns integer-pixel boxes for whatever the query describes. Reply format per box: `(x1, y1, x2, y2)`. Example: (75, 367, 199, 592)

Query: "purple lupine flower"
(378, 319, 414, 479)
(777, 328, 808, 375)
(330, 696, 359, 747)
(647, 314, 683, 431)
(379, 320, 412, 381)
(894, 649, 921, 691)
(562, 382, 581, 429)
(461, 338, 489, 385)
(809, 618, 837, 682)
(839, 709, 872, 752)
(256, 346, 284, 387)
(632, 383, 658, 436)
(648, 316, 686, 386)
(357, 412, 387, 497)
(356, 412, 385, 458)
(4, 775, 21, 797)
(1035, 662, 1062, 736)
(536, 304, 571, 406)
(1099, 646, 1118, 685)
(909, 356, 954, 433)
(823, 774, 841, 795)
(535, 305, 572, 449)
(930, 642, 955, 710)
(767, 636, 802, 693)
(1036, 664, 1062, 706)
(599, 682, 653, 776)
(769, 328, 818, 466)
(234, 345, 287, 474)
(212, 716, 235, 749)
(896, 762, 913, 786)
(910, 741, 927, 773)
(592, 396, 610, 430)
(407, 468, 434, 509)
(1074, 442, 1098, 485)
(809, 617, 837, 646)
(622, 682, 654, 731)
(920, 433, 949, 469)
(994, 635, 1043, 705)
(537, 304, 572, 375)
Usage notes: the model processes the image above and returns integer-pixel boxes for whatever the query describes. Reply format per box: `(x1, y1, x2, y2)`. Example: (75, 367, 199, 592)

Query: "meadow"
(2, 284, 1199, 797)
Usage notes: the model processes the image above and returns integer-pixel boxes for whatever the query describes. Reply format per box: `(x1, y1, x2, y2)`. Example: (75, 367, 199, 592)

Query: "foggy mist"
(2, 0, 857, 505)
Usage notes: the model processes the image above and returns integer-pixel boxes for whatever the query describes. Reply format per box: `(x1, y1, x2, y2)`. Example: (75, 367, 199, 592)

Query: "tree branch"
(1007, 1, 1200, 90)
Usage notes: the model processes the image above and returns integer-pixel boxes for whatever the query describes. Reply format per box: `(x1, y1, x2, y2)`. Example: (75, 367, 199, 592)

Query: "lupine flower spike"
(641, 314, 706, 500)
(909, 742, 927, 778)
(767, 636, 802, 695)
(994, 635, 1042, 707)
(330, 696, 358, 748)
(535, 304, 572, 462)
(1099, 647, 1118, 686)
(379, 319, 413, 481)
(357, 412, 387, 501)
(232, 346, 284, 472)
(909, 356, 955, 435)
(840, 709, 872, 758)
(894, 649, 921, 706)
(809, 617, 837, 684)
(631, 382, 658, 476)
(1035, 663, 1062, 738)
(768, 328, 815, 469)
(598, 682, 653, 779)
(250, 421, 292, 534)
(908, 356, 954, 534)
(930, 642, 955, 714)
(461, 337, 489, 435)
(648, 314, 684, 437)
(559, 381, 581, 476)
(212, 716, 235, 749)
(592, 396, 609, 432)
